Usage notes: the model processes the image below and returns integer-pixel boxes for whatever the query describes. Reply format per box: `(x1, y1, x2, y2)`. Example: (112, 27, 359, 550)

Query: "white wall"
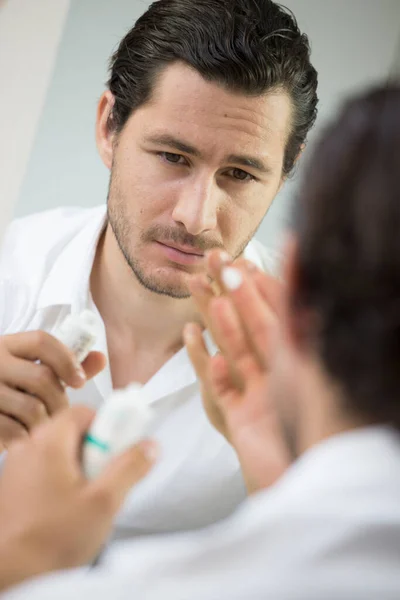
(14, 0, 400, 250)
(15, 0, 144, 221)
(0, 0, 70, 244)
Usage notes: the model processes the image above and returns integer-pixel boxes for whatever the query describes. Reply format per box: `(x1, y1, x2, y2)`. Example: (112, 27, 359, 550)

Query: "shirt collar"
(37, 205, 107, 312)
(242, 239, 265, 269)
(253, 425, 400, 510)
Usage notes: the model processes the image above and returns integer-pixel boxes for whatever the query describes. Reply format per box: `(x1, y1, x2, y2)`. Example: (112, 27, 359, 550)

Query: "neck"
(295, 357, 370, 456)
(90, 224, 202, 355)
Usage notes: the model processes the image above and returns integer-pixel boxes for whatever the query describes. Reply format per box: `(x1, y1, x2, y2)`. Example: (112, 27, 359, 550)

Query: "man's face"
(103, 62, 292, 298)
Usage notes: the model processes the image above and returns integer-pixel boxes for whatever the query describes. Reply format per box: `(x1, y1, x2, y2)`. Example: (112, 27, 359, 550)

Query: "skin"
(186, 251, 290, 492)
(92, 61, 292, 387)
(0, 405, 157, 592)
(0, 61, 291, 443)
(0, 245, 365, 593)
(185, 246, 367, 493)
(0, 332, 106, 450)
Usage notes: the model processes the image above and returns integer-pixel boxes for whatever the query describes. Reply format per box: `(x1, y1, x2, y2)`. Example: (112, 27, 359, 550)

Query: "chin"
(136, 267, 191, 299)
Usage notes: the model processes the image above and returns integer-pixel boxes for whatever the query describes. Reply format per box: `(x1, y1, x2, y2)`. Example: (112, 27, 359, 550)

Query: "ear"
(96, 91, 116, 170)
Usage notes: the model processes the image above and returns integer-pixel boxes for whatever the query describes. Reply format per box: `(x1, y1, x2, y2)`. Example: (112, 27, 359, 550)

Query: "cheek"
(115, 157, 176, 217)
(217, 188, 274, 246)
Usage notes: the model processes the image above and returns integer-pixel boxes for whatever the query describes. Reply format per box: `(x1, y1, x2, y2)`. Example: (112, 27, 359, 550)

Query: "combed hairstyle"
(107, 0, 318, 175)
(293, 85, 400, 427)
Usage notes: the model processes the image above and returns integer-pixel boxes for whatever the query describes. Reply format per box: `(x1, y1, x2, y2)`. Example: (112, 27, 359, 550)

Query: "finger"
(0, 385, 48, 429)
(184, 322, 241, 401)
(209, 296, 261, 381)
(189, 273, 232, 349)
(189, 276, 224, 352)
(61, 404, 96, 429)
(4, 331, 87, 388)
(0, 414, 29, 448)
(4, 358, 70, 415)
(188, 274, 215, 327)
(205, 249, 232, 293)
(81, 351, 107, 380)
(89, 440, 158, 514)
(33, 405, 96, 462)
(58, 405, 96, 463)
(228, 257, 282, 314)
(222, 259, 282, 359)
(183, 323, 211, 383)
(207, 251, 281, 313)
(220, 266, 276, 368)
(189, 276, 247, 386)
(209, 353, 240, 406)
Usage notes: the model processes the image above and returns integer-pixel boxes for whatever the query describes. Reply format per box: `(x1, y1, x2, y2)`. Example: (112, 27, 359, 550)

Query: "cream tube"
(82, 383, 154, 480)
(53, 310, 100, 363)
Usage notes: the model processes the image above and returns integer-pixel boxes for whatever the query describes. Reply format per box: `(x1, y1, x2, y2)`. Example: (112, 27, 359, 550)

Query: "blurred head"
(269, 85, 400, 457)
(96, 0, 318, 298)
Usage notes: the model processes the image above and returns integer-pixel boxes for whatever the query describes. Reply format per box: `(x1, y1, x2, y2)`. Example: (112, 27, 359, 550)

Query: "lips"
(154, 241, 205, 266)
(158, 241, 204, 257)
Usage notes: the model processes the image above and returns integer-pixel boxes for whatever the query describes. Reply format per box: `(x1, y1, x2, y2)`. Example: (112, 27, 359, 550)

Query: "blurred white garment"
(3, 426, 400, 600)
(0, 205, 279, 539)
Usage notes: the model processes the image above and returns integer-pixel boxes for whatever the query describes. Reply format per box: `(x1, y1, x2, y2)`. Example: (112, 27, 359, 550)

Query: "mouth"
(154, 241, 205, 266)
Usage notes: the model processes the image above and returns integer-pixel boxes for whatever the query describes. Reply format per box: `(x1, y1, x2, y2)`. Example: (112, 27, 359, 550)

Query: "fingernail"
(222, 267, 243, 291)
(76, 365, 86, 381)
(140, 441, 159, 462)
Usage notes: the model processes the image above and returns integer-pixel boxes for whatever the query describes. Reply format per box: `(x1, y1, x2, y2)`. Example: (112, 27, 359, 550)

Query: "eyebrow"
(226, 154, 271, 175)
(145, 134, 201, 157)
(145, 133, 271, 174)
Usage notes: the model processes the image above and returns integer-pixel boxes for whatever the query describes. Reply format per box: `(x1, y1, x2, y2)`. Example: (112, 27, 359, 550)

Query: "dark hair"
(293, 85, 400, 426)
(107, 0, 318, 175)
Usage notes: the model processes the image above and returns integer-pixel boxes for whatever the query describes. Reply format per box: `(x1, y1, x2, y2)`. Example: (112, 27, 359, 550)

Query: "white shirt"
(3, 426, 400, 600)
(0, 205, 279, 539)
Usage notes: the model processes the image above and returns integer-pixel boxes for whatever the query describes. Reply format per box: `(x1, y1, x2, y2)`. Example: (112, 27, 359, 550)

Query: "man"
(0, 0, 318, 537)
(1, 85, 399, 599)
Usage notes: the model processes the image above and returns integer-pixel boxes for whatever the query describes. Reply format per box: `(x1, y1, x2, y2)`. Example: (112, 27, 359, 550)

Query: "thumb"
(81, 351, 107, 379)
(39, 404, 95, 443)
(91, 440, 158, 509)
(31, 405, 96, 479)
(184, 322, 210, 383)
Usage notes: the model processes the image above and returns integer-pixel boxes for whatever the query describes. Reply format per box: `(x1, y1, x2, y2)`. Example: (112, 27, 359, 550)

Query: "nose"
(172, 173, 220, 236)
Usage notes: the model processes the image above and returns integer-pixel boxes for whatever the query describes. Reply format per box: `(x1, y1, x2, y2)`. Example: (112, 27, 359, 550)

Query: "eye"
(160, 152, 186, 165)
(228, 168, 255, 182)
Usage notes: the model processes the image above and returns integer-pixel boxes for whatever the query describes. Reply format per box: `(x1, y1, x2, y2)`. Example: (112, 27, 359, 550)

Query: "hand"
(187, 251, 280, 441)
(186, 251, 240, 440)
(0, 331, 106, 450)
(186, 251, 289, 492)
(0, 405, 157, 591)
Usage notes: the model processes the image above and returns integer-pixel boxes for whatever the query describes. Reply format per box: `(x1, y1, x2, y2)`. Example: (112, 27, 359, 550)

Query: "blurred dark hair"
(293, 85, 400, 426)
(107, 0, 318, 175)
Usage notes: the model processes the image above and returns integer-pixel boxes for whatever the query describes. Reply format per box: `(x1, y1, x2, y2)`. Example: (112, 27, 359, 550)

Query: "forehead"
(128, 62, 292, 164)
